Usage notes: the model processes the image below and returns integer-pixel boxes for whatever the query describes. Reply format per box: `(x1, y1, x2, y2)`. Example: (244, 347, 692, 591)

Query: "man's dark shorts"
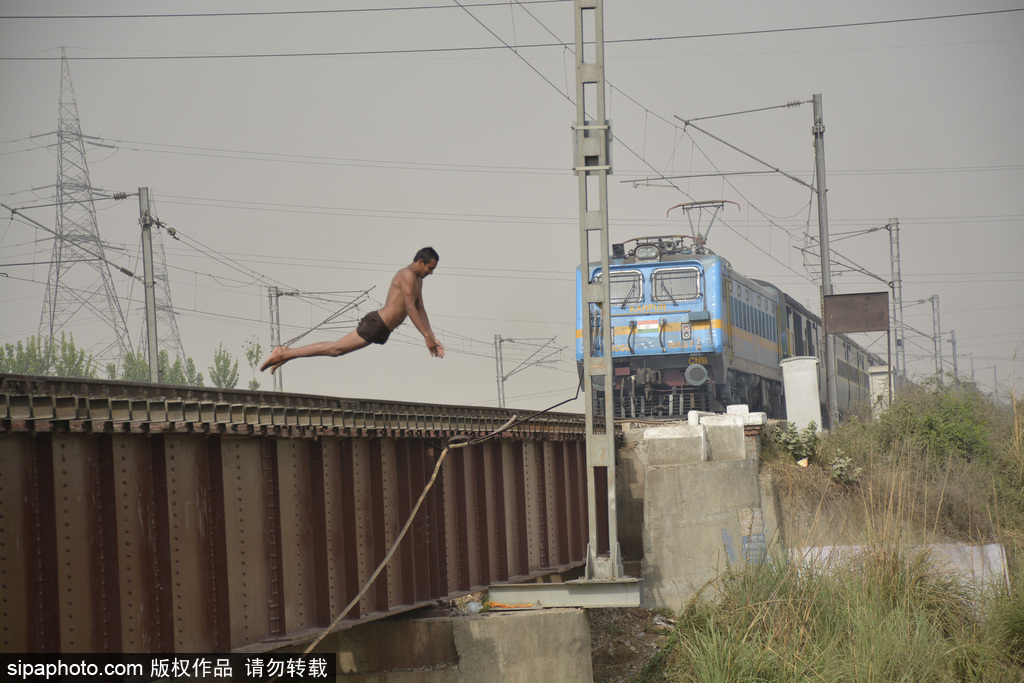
(356, 311, 392, 345)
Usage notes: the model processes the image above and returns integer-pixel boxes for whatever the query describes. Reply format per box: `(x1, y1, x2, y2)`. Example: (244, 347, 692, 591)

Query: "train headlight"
(635, 244, 660, 261)
(685, 363, 709, 386)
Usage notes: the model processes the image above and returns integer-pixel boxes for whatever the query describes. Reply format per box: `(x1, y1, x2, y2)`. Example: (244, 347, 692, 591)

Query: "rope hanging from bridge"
(299, 414, 519, 657)
(292, 374, 584, 662)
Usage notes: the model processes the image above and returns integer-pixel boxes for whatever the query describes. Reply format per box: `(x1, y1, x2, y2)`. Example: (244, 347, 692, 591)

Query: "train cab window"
(593, 270, 643, 306)
(652, 268, 700, 303)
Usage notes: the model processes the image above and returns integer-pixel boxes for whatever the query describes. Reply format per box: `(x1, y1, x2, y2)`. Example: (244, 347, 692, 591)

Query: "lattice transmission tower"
(39, 50, 132, 366)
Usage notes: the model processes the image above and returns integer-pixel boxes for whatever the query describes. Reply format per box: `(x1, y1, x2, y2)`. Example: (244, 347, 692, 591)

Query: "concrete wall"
(618, 407, 769, 612)
(307, 608, 592, 682)
(452, 609, 592, 682)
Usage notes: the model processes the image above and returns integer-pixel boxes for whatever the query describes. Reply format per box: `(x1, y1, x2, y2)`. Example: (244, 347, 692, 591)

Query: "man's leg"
(260, 330, 371, 374)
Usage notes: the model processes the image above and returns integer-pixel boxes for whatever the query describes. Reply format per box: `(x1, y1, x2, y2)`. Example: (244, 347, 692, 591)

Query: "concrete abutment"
(286, 608, 592, 682)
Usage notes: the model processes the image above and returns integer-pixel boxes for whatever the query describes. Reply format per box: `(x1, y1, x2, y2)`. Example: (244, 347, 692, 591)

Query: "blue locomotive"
(575, 233, 882, 423)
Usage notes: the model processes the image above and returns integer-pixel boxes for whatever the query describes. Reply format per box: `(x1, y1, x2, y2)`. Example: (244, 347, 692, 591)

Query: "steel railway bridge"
(0, 374, 598, 654)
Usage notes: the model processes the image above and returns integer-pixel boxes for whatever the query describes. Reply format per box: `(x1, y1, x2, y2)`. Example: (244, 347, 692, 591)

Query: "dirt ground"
(589, 607, 674, 682)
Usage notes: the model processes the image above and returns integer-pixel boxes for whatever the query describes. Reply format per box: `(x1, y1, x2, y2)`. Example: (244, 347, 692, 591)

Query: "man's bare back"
(259, 248, 444, 374)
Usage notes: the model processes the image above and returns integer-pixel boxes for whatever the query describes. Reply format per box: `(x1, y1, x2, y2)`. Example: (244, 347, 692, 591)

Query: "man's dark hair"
(415, 246, 439, 264)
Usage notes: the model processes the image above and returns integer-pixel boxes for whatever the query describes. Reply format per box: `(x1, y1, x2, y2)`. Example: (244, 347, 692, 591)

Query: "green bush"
(878, 385, 994, 466)
(763, 421, 820, 463)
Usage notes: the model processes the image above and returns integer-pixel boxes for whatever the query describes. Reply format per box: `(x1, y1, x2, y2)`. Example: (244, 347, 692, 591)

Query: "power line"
(1, 203, 140, 281)
(0, 1, 570, 21)
(4, 9, 1019, 60)
(10, 132, 1022, 185)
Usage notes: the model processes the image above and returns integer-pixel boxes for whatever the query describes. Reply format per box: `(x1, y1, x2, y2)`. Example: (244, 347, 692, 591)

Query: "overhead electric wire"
(6, 7, 1017, 388)
(79, 135, 566, 176)
(16, 132, 1021, 180)
(680, 135, 814, 282)
(674, 116, 815, 191)
(458, 1, 821, 284)
(280, 289, 372, 347)
(1, 202, 141, 282)
(0, 1, 570, 21)
(452, 0, 571, 106)
(678, 100, 809, 123)
(456, 0, 701, 202)
(160, 220, 298, 292)
(3, 8, 1020, 60)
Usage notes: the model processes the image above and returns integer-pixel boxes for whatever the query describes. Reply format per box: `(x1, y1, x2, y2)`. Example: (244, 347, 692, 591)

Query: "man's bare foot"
(259, 347, 288, 374)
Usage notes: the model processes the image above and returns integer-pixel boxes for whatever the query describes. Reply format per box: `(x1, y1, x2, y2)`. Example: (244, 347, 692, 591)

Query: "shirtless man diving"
(260, 247, 445, 374)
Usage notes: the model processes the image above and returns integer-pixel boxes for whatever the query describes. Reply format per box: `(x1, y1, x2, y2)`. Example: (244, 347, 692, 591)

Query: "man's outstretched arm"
(400, 270, 445, 358)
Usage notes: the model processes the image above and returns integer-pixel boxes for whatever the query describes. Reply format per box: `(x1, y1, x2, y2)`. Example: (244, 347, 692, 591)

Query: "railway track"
(0, 373, 585, 440)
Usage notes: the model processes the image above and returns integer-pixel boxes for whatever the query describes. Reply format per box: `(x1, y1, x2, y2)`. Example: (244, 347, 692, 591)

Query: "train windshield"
(593, 270, 643, 306)
(651, 267, 700, 302)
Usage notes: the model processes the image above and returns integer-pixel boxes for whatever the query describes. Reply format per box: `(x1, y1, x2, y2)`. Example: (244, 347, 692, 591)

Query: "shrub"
(878, 385, 994, 466)
(763, 421, 820, 463)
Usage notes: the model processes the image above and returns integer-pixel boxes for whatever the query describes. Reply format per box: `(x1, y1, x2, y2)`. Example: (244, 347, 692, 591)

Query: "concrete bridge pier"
(617, 406, 770, 612)
(277, 608, 593, 682)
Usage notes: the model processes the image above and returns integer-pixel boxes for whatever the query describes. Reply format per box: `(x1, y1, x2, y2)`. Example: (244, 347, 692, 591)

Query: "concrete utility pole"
(139, 188, 159, 383)
(950, 330, 959, 384)
(931, 295, 942, 383)
(812, 94, 838, 428)
(494, 335, 507, 408)
(888, 219, 906, 386)
(268, 286, 284, 392)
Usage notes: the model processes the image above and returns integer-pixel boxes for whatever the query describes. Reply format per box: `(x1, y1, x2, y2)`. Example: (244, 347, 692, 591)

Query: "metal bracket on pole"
(488, 578, 642, 609)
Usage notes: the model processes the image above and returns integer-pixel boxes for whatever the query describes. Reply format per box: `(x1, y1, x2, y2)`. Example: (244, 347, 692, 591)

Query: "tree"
(53, 333, 96, 377)
(107, 349, 203, 385)
(109, 350, 152, 382)
(244, 337, 264, 391)
(208, 343, 239, 389)
(1, 334, 97, 378)
(161, 351, 204, 386)
(1, 336, 51, 375)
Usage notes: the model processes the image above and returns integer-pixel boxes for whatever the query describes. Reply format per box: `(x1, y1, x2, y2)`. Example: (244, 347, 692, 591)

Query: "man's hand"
(426, 336, 445, 358)
(260, 346, 289, 374)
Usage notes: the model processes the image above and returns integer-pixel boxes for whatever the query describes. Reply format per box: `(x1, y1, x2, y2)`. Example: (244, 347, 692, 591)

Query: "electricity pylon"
(39, 50, 132, 366)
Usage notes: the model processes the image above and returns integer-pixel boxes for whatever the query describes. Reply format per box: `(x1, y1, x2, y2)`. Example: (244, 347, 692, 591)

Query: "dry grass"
(638, 382, 1024, 681)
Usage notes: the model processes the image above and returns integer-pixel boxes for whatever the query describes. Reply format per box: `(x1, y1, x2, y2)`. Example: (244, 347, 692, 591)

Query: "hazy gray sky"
(2, 1, 1022, 409)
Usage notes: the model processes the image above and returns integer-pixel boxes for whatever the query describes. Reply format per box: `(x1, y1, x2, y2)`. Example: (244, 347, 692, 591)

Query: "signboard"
(823, 292, 889, 334)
